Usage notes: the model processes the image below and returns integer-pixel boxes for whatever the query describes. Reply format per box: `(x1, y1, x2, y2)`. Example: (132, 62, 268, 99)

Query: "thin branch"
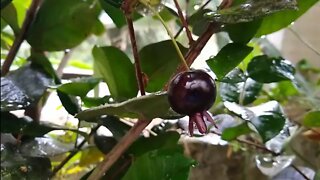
(56, 49, 73, 78)
(291, 164, 311, 180)
(87, 120, 150, 180)
(173, 0, 194, 44)
(288, 27, 320, 57)
(125, 15, 145, 95)
(1, 0, 41, 76)
(50, 139, 86, 178)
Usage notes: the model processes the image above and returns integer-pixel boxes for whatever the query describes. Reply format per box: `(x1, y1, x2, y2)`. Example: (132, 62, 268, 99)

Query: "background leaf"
(207, 43, 253, 80)
(255, 0, 319, 36)
(221, 122, 251, 141)
(122, 146, 195, 180)
(92, 46, 138, 101)
(225, 20, 262, 44)
(247, 55, 295, 83)
(26, 0, 100, 51)
(140, 40, 188, 92)
(57, 77, 101, 97)
(303, 111, 320, 128)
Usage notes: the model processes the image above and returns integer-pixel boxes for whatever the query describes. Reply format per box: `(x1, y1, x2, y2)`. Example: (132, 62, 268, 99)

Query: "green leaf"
(188, 9, 211, 36)
(1, 3, 20, 34)
(255, 0, 319, 36)
(221, 122, 251, 141)
(1, 63, 54, 111)
(99, 0, 141, 28)
(303, 111, 320, 128)
(219, 68, 246, 83)
(1, 0, 12, 10)
(57, 77, 101, 97)
(76, 92, 176, 121)
(225, 19, 262, 44)
(122, 146, 195, 180)
(205, 0, 297, 24)
(207, 43, 253, 80)
(140, 40, 188, 92)
(57, 90, 81, 115)
(247, 55, 295, 83)
(224, 101, 286, 142)
(26, 0, 100, 51)
(128, 131, 180, 156)
(92, 46, 138, 101)
(81, 96, 111, 107)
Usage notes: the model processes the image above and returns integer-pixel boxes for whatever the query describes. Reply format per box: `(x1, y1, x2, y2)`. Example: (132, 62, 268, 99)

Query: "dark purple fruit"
(167, 70, 217, 136)
(168, 70, 217, 115)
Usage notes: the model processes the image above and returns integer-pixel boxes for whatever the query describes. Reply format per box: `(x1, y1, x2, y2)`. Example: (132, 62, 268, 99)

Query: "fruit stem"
(140, 0, 190, 71)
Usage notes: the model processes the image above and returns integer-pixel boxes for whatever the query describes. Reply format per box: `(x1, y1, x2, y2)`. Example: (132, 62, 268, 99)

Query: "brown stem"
(173, 0, 194, 44)
(125, 14, 145, 95)
(87, 120, 150, 180)
(1, 0, 41, 76)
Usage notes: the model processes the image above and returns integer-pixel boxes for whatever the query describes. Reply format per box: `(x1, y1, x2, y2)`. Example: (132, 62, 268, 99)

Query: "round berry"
(168, 70, 217, 115)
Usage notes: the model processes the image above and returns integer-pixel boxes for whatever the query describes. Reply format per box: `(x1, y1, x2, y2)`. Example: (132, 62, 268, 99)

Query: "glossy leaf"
(26, 0, 100, 51)
(221, 122, 251, 141)
(122, 146, 194, 180)
(247, 55, 295, 83)
(128, 131, 180, 156)
(76, 92, 175, 121)
(219, 68, 247, 83)
(188, 9, 211, 36)
(255, 0, 319, 36)
(220, 77, 263, 105)
(225, 20, 262, 44)
(57, 77, 101, 97)
(205, 0, 297, 24)
(139, 40, 188, 92)
(224, 101, 286, 142)
(1, 63, 53, 111)
(92, 46, 138, 101)
(207, 43, 253, 80)
(29, 51, 81, 115)
(303, 111, 320, 128)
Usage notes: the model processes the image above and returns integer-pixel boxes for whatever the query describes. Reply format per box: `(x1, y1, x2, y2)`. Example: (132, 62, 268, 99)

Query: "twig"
(288, 27, 320, 57)
(1, 0, 41, 76)
(50, 139, 86, 178)
(56, 49, 73, 78)
(125, 15, 145, 95)
(235, 138, 279, 156)
(87, 120, 150, 180)
(173, 0, 194, 44)
(291, 164, 311, 180)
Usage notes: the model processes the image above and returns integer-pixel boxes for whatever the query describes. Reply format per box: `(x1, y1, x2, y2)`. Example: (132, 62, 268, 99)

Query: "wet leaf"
(140, 40, 188, 92)
(76, 92, 173, 121)
(1, 63, 54, 111)
(303, 111, 320, 128)
(224, 101, 286, 142)
(221, 122, 251, 141)
(122, 146, 195, 180)
(57, 77, 101, 97)
(247, 55, 295, 83)
(26, 0, 100, 51)
(256, 0, 319, 36)
(205, 0, 297, 24)
(225, 19, 262, 43)
(207, 43, 253, 80)
(128, 131, 180, 156)
(220, 77, 263, 105)
(92, 46, 138, 101)
(188, 9, 211, 36)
